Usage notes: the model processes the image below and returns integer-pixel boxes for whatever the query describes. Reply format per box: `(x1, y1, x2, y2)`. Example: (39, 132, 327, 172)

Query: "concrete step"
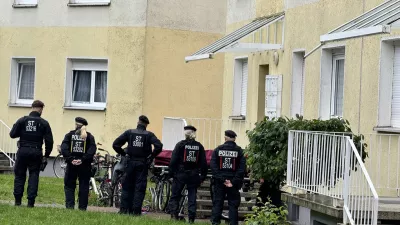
(197, 209, 253, 218)
(197, 199, 255, 208)
(0, 166, 13, 174)
(197, 190, 257, 199)
(0, 159, 11, 166)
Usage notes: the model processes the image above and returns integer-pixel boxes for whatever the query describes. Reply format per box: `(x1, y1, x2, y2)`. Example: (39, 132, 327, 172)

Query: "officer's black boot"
(188, 218, 195, 224)
(27, 199, 35, 208)
(171, 214, 178, 220)
(14, 198, 21, 206)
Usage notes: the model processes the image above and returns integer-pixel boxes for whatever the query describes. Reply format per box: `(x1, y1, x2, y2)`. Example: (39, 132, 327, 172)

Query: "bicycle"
(149, 166, 172, 212)
(88, 143, 117, 206)
(53, 145, 67, 178)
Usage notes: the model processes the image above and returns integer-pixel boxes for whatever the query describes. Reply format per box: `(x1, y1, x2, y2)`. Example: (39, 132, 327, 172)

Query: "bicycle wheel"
(111, 177, 122, 208)
(158, 180, 171, 212)
(53, 154, 67, 178)
(178, 189, 188, 216)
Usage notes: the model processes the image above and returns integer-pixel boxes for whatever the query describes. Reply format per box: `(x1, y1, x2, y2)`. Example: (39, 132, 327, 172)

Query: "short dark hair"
(32, 100, 45, 108)
(139, 115, 150, 125)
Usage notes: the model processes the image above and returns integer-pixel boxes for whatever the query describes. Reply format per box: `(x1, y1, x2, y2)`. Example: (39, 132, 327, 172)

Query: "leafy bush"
(245, 115, 368, 190)
(245, 198, 290, 225)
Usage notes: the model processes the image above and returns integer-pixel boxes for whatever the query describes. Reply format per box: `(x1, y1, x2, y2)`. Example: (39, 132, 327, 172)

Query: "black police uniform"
(9, 111, 54, 207)
(61, 118, 96, 210)
(210, 131, 246, 225)
(112, 116, 163, 215)
(168, 126, 208, 222)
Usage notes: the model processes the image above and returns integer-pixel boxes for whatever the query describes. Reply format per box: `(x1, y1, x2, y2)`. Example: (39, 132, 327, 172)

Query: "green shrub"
(245, 198, 290, 225)
(245, 115, 368, 190)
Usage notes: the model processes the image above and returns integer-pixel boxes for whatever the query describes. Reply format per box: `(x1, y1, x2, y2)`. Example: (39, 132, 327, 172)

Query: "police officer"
(112, 115, 163, 215)
(168, 125, 208, 223)
(61, 117, 97, 210)
(9, 100, 54, 207)
(210, 130, 246, 225)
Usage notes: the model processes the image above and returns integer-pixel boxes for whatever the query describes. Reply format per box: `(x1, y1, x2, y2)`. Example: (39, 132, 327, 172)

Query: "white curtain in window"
(95, 71, 107, 103)
(334, 59, 345, 116)
(18, 64, 35, 100)
(73, 71, 91, 102)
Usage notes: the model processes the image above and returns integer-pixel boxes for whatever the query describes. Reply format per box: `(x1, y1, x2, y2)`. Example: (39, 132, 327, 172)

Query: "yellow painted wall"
(142, 27, 225, 140)
(0, 27, 147, 156)
(255, 0, 284, 17)
(0, 26, 225, 155)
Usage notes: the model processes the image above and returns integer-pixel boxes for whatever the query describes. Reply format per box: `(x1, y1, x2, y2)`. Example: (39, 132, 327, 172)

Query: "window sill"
(229, 116, 246, 121)
(8, 103, 31, 108)
(63, 106, 106, 111)
(373, 126, 400, 134)
(12, 4, 38, 8)
(67, 3, 110, 7)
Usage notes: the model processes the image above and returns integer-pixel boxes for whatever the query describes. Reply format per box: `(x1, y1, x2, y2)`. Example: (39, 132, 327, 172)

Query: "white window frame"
(319, 45, 346, 120)
(13, 0, 38, 7)
(231, 56, 249, 119)
(330, 54, 345, 118)
(376, 36, 400, 132)
(265, 75, 283, 119)
(68, 0, 111, 6)
(290, 50, 306, 118)
(9, 57, 36, 107)
(64, 58, 108, 110)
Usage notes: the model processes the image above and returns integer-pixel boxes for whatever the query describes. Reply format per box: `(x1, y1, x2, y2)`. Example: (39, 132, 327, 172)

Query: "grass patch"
(0, 174, 155, 207)
(0, 204, 206, 225)
(0, 174, 64, 205)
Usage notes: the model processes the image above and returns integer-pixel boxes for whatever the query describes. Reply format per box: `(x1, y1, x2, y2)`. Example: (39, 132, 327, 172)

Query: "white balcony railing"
(287, 130, 378, 225)
(0, 120, 17, 167)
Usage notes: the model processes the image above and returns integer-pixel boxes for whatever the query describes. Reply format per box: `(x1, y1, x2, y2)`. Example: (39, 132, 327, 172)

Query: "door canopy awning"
(320, 0, 400, 42)
(185, 12, 285, 62)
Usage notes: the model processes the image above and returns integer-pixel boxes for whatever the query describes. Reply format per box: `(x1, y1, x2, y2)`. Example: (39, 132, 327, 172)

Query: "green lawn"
(0, 204, 207, 225)
(0, 174, 154, 206)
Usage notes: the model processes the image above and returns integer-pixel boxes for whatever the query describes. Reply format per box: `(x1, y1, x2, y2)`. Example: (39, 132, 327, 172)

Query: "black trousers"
(168, 170, 201, 220)
(211, 180, 241, 225)
(13, 147, 42, 202)
(120, 160, 148, 215)
(64, 163, 91, 210)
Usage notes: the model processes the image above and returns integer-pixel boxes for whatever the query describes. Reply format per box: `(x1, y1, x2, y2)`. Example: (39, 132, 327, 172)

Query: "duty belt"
(127, 155, 146, 162)
(20, 144, 41, 149)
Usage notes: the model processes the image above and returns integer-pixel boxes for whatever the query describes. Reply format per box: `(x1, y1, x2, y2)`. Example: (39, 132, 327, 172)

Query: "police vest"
(70, 134, 86, 156)
(127, 130, 150, 159)
(20, 116, 43, 146)
(182, 141, 201, 169)
(217, 148, 239, 172)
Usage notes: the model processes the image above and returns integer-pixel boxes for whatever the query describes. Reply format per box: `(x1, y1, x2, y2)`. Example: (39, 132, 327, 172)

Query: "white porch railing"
(287, 130, 378, 225)
(162, 117, 255, 150)
(344, 139, 379, 225)
(0, 120, 17, 167)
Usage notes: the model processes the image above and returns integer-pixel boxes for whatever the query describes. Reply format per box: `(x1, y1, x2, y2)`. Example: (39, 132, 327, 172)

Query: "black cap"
(184, 125, 197, 132)
(31, 100, 45, 108)
(75, 117, 88, 126)
(139, 115, 150, 124)
(225, 130, 237, 138)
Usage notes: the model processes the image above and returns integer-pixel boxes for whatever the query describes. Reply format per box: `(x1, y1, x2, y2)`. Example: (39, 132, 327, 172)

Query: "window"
(265, 75, 282, 119)
(378, 39, 400, 130)
(290, 51, 305, 117)
(13, 0, 38, 7)
(232, 58, 248, 117)
(331, 54, 345, 117)
(65, 59, 108, 110)
(14, 0, 37, 5)
(9, 58, 36, 106)
(68, 0, 111, 5)
(319, 47, 345, 119)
